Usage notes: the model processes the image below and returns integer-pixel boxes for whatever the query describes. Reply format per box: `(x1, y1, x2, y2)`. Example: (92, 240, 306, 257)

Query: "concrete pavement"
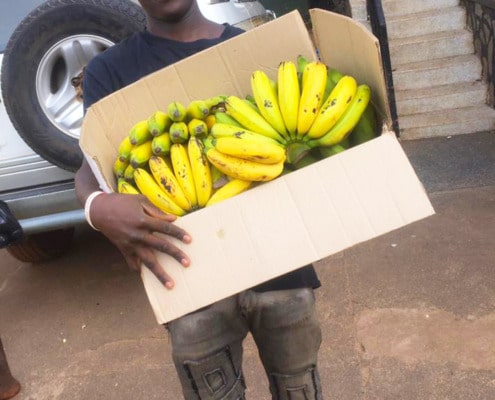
(0, 131, 494, 399)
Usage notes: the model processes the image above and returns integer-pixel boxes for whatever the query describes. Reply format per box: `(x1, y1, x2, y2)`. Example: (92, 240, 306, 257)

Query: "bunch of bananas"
(113, 55, 380, 215)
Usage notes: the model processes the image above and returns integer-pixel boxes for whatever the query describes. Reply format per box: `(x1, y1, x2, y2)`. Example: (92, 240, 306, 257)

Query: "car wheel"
(1, 0, 146, 172)
(6, 228, 75, 263)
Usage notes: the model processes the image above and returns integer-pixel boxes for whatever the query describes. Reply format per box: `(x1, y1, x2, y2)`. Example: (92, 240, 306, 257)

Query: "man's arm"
(75, 158, 192, 289)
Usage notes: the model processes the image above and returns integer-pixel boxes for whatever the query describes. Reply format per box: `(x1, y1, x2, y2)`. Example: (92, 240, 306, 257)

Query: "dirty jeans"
(165, 287, 323, 400)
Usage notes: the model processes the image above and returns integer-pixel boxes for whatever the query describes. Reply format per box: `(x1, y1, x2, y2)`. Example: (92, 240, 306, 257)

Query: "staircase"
(349, 0, 495, 139)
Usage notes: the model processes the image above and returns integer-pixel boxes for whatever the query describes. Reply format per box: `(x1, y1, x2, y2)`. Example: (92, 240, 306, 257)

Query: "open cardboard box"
(80, 9, 435, 324)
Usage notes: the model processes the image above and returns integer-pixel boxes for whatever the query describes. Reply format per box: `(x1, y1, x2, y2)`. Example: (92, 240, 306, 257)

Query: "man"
(75, 0, 323, 398)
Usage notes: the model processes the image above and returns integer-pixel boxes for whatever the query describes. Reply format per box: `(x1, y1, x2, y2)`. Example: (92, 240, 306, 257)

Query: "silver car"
(0, 0, 274, 262)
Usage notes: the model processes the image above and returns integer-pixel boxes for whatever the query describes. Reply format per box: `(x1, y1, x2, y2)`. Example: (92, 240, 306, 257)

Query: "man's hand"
(90, 192, 191, 289)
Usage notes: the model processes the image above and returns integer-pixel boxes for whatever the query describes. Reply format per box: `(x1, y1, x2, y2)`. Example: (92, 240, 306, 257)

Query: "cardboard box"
(80, 9, 435, 324)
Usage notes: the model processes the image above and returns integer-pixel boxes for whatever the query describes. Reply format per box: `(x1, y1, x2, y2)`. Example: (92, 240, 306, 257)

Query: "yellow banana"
(117, 135, 134, 162)
(204, 94, 227, 110)
(186, 100, 210, 120)
(147, 110, 171, 137)
(214, 136, 286, 164)
(188, 136, 213, 208)
(206, 147, 284, 182)
(187, 118, 208, 138)
(210, 122, 283, 147)
(206, 179, 252, 207)
(152, 133, 171, 156)
(113, 157, 129, 179)
(148, 155, 192, 211)
(118, 178, 140, 195)
(309, 84, 371, 148)
(129, 140, 153, 168)
(169, 121, 189, 144)
(170, 143, 198, 208)
(251, 70, 288, 137)
(214, 111, 242, 127)
(133, 168, 186, 216)
(224, 95, 285, 143)
(307, 75, 358, 139)
(129, 120, 152, 146)
(123, 163, 136, 182)
(205, 114, 217, 131)
(297, 61, 328, 136)
(167, 101, 187, 122)
(277, 60, 300, 137)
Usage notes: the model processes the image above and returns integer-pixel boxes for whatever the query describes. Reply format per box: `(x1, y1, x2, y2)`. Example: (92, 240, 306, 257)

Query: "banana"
(224, 95, 285, 143)
(167, 101, 187, 122)
(309, 84, 371, 148)
(148, 155, 192, 211)
(296, 54, 309, 85)
(123, 163, 136, 182)
(170, 143, 198, 208)
(213, 136, 286, 164)
(210, 164, 229, 190)
(147, 110, 171, 137)
(206, 147, 284, 182)
(188, 136, 213, 207)
(277, 60, 300, 137)
(323, 67, 343, 102)
(113, 157, 129, 179)
(152, 133, 171, 156)
(297, 61, 328, 136)
(214, 111, 242, 127)
(349, 103, 378, 147)
(188, 118, 208, 138)
(204, 95, 227, 110)
(206, 179, 252, 207)
(251, 70, 288, 137)
(319, 143, 348, 158)
(169, 121, 189, 144)
(205, 114, 217, 131)
(133, 168, 186, 216)
(186, 100, 210, 120)
(118, 178, 140, 195)
(307, 75, 358, 139)
(210, 122, 283, 146)
(117, 135, 134, 162)
(129, 120, 152, 146)
(129, 140, 153, 168)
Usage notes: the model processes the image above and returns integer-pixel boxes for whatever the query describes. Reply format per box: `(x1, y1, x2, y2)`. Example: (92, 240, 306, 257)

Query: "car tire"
(6, 228, 75, 263)
(1, 0, 146, 172)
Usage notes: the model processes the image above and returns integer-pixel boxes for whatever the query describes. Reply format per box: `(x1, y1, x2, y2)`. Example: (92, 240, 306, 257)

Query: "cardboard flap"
(310, 8, 392, 128)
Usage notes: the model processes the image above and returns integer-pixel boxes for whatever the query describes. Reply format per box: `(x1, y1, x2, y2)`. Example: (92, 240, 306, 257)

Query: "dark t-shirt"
(82, 25, 320, 292)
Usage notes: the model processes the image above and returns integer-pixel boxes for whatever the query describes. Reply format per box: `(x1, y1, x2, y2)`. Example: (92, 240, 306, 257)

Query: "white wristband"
(84, 191, 105, 231)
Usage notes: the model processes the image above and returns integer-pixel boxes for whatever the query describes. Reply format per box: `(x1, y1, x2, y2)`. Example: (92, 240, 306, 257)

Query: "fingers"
(142, 202, 177, 222)
(138, 247, 176, 289)
(140, 231, 191, 267)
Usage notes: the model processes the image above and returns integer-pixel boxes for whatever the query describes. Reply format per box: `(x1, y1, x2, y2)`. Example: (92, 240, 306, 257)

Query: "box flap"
(310, 8, 392, 128)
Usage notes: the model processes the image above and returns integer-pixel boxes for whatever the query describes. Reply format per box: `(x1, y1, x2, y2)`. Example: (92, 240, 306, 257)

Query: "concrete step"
(399, 105, 495, 139)
(395, 81, 488, 116)
(382, 0, 460, 17)
(390, 29, 474, 65)
(392, 54, 482, 91)
(386, 6, 466, 39)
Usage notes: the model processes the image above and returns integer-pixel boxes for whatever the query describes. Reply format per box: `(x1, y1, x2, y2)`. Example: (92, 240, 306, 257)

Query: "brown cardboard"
(80, 9, 435, 324)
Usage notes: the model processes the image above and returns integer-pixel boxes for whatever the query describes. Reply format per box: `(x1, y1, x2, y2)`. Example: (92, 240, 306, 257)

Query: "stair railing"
(366, 0, 400, 137)
(461, 0, 495, 108)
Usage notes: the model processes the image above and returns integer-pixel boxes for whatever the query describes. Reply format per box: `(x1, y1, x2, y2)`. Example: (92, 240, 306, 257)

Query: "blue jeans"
(165, 287, 323, 399)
